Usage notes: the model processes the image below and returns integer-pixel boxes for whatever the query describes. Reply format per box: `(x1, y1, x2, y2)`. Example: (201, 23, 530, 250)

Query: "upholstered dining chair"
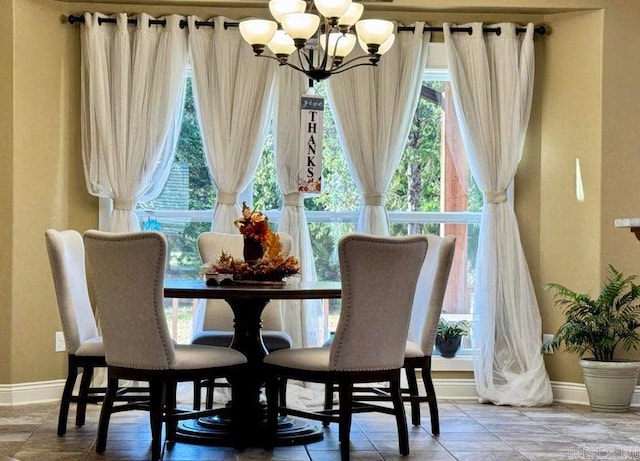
(263, 234, 429, 461)
(83, 230, 247, 461)
(192, 231, 293, 409)
(45, 229, 147, 437)
(401, 234, 455, 433)
(324, 234, 455, 435)
(45, 228, 104, 436)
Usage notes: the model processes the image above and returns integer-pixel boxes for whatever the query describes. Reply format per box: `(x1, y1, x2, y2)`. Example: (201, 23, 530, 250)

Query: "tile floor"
(2, 397, 640, 460)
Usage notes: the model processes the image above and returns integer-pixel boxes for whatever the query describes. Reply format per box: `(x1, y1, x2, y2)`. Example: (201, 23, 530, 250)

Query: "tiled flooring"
(2, 396, 640, 460)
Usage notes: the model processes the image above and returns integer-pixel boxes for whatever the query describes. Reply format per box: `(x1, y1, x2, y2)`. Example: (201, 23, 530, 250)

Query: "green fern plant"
(437, 319, 470, 338)
(542, 265, 640, 361)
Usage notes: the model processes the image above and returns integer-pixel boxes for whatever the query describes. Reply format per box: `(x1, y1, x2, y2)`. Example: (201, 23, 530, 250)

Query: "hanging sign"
(298, 94, 324, 194)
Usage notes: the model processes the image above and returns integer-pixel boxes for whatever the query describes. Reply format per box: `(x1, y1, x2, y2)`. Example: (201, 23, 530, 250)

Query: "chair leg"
(405, 366, 421, 426)
(96, 377, 118, 453)
(390, 379, 409, 456)
(422, 364, 440, 435)
(338, 381, 354, 461)
(57, 356, 78, 436)
(165, 380, 178, 445)
(75, 365, 94, 428)
(149, 380, 166, 461)
(205, 379, 215, 409)
(192, 379, 202, 410)
(323, 383, 334, 427)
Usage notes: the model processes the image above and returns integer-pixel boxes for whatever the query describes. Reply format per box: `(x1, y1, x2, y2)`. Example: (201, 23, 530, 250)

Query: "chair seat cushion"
(173, 344, 246, 370)
(264, 347, 331, 372)
(191, 331, 233, 347)
(192, 330, 292, 352)
(404, 340, 426, 359)
(75, 337, 104, 357)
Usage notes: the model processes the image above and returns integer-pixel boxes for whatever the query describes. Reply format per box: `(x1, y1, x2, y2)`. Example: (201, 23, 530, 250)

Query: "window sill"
(432, 353, 474, 372)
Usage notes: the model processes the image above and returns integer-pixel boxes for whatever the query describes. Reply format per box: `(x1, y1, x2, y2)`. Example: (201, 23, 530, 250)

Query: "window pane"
(132, 68, 483, 346)
(138, 78, 213, 282)
(387, 82, 444, 213)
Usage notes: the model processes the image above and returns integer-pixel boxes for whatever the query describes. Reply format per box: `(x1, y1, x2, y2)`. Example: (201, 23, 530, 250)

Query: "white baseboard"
(1, 378, 638, 408)
(548, 380, 590, 406)
(0, 379, 65, 406)
(435, 378, 640, 408)
(433, 378, 479, 399)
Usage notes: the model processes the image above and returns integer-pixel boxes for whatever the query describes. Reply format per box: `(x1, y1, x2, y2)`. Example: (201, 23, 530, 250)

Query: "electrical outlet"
(542, 334, 554, 354)
(55, 331, 66, 352)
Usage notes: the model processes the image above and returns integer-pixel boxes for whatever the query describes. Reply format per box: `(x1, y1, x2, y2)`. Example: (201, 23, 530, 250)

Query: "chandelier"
(238, 0, 395, 82)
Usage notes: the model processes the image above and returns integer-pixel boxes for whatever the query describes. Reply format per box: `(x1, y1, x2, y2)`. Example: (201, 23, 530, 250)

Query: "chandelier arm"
(318, 20, 330, 71)
(329, 60, 378, 75)
(280, 59, 309, 74)
(330, 53, 379, 71)
(297, 48, 314, 72)
(328, 31, 343, 70)
(252, 53, 308, 73)
(319, 47, 330, 72)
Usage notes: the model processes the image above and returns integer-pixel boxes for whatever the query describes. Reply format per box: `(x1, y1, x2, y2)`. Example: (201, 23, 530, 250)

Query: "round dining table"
(164, 279, 341, 447)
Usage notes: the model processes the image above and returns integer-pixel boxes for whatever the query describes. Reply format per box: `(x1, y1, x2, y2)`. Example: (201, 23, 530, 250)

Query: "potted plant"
(543, 265, 640, 412)
(436, 318, 470, 358)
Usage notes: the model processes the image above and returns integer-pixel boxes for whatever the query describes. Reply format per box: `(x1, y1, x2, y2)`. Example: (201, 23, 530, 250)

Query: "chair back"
(407, 234, 456, 355)
(83, 230, 175, 370)
(330, 234, 428, 371)
(45, 229, 100, 354)
(197, 232, 292, 331)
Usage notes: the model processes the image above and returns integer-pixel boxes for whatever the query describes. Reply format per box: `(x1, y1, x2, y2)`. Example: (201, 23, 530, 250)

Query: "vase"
(436, 336, 462, 358)
(243, 237, 264, 263)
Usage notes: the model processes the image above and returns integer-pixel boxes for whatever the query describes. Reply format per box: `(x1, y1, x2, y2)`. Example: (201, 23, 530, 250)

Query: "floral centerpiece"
(202, 202, 300, 284)
(234, 202, 270, 262)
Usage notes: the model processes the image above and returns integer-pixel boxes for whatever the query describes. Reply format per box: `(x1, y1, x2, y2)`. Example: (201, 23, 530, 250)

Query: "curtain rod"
(66, 15, 547, 36)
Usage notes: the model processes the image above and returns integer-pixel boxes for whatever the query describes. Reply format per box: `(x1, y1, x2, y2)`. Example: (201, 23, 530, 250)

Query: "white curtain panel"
(326, 23, 431, 235)
(444, 22, 552, 406)
(80, 13, 188, 232)
(188, 16, 276, 233)
(273, 65, 326, 347)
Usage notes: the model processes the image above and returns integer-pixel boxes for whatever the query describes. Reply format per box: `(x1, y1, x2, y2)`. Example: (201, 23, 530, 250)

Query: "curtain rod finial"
(68, 15, 84, 25)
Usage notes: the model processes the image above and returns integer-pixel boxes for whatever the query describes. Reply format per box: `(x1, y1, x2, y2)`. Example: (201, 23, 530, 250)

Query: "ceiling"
(56, 0, 600, 15)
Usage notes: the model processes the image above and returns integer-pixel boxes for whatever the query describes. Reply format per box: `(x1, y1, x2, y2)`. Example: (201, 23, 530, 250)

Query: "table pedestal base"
(175, 415, 323, 447)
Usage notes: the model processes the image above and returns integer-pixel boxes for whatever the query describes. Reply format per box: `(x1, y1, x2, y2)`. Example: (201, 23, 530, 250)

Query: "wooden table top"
(164, 279, 342, 300)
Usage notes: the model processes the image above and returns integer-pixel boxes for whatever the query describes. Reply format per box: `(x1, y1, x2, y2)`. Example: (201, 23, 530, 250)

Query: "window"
(105, 43, 481, 347)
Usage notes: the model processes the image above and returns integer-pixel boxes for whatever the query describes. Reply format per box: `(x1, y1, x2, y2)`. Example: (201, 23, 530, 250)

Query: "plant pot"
(580, 359, 640, 412)
(436, 336, 462, 358)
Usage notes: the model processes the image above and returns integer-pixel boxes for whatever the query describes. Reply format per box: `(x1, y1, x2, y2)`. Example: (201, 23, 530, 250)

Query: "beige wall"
(538, 10, 604, 383)
(4, 0, 640, 391)
(600, 3, 640, 281)
(0, 0, 14, 384)
(11, 0, 76, 383)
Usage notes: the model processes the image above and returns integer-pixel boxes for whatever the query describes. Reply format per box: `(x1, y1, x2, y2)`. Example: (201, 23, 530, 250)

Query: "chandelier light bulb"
(239, 19, 277, 47)
(314, 0, 352, 20)
(355, 19, 394, 46)
(320, 32, 357, 57)
(281, 13, 321, 42)
(268, 0, 306, 23)
(377, 33, 395, 55)
(267, 30, 297, 57)
(359, 32, 395, 56)
(337, 3, 363, 29)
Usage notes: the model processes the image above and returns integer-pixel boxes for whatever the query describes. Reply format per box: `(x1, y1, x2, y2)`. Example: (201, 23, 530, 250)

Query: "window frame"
(100, 43, 481, 366)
